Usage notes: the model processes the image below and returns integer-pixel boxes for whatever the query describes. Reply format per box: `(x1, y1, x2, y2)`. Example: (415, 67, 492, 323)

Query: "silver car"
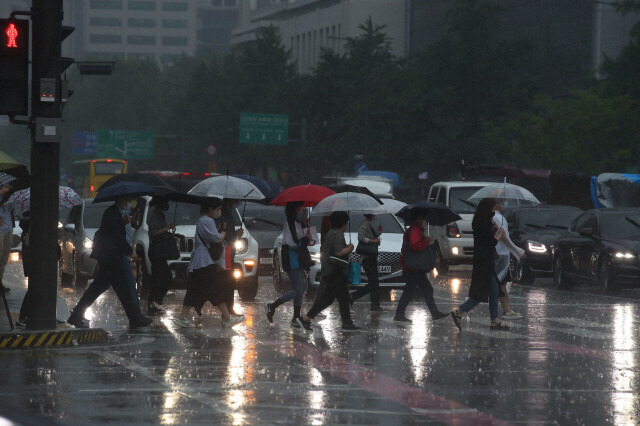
(59, 199, 111, 288)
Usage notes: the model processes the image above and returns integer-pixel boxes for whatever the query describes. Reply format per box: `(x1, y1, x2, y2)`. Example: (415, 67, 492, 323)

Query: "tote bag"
(348, 261, 362, 285)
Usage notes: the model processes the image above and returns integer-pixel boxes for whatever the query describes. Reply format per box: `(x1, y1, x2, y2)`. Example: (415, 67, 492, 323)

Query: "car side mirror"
(63, 223, 76, 233)
(579, 228, 593, 238)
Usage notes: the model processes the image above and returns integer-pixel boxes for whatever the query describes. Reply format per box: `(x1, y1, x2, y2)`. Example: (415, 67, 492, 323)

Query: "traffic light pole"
(27, 0, 63, 329)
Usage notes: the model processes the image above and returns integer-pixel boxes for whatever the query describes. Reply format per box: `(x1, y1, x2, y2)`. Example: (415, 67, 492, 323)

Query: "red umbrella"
(271, 184, 335, 207)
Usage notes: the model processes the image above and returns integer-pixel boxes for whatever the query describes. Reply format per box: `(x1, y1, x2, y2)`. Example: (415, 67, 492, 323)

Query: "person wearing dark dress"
(450, 197, 509, 331)
(67, 195, 153, 329)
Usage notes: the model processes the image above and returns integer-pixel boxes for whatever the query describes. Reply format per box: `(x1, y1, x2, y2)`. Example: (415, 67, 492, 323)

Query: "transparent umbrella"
(467, 182, 540, 206)
(310, 192, 386, 216)
(188, 175, 265, 201)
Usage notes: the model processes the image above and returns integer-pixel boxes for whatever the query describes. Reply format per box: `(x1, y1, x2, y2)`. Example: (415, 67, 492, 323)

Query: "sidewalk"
(0, 272, 109, 349)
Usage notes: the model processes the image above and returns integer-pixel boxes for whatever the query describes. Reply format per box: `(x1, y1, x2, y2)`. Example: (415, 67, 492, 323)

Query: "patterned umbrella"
(7, 186, 82, 213)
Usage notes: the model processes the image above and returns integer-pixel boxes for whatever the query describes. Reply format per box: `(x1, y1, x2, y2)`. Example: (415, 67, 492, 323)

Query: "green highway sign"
(96, 130, 154, 159)
(239, 113, 288, 145)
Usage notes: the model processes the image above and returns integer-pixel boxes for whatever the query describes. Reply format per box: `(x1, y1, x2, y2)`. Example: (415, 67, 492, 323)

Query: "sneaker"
(173, 317, 196, 328)
(264, 303, 274, 324)
(503, 311, 523, 319)
(67, 312, 90, 328)
(296, 317, 313, 331)
(432, 311, 449, 321)
(370, 306, 385, 312)
(341, 323, 361, 331)
(148, 301, 166, 315)
(290, 318, 301, 328)
(222, 314, 244, 328)
(393, 315, 412, 323)
(15, 319, 26, 328)
(129, 316, 153, 329)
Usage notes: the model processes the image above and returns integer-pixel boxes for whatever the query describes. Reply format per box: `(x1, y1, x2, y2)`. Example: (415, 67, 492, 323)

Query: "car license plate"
(378, 265, 391, 273)
(260, 257, 273, 265)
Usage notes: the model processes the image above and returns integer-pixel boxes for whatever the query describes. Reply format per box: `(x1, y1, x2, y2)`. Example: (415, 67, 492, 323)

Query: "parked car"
(58, 199, 111, 288)
(427, 181, 494, 274)
(503, 205, 583, 284)
(131, 196, 261, 301)
(242, 202, 285, 276)
(552, 208, 640, 293)
(272, 212, 406, 295)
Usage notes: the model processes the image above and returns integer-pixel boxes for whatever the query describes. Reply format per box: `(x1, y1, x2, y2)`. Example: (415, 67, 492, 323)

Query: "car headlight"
(310, 252, 321, 263)
(234, 238, 248, 254)
(614, 252, 635, 260)
(527, 241, 547, 254)
(83, 237, 93, 249)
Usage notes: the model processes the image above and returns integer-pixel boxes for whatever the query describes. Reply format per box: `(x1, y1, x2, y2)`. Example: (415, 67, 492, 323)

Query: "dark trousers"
(149, 256, 171, 305)
(307, 272, 353, 325)
(71, 256, 142, 321)
(350, 256, 380, 307)
(395, 271, 440, 318)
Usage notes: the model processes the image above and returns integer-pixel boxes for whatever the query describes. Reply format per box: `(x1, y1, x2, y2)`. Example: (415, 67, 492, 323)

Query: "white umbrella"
(467, 182, 540, 206)
(187, 175, 265, 200)
(381, 199, 407, 215)
(310, 192, 387, 216)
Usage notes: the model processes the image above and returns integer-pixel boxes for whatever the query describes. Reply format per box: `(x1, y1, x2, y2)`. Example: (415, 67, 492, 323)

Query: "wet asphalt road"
(0, 263, 639, 425)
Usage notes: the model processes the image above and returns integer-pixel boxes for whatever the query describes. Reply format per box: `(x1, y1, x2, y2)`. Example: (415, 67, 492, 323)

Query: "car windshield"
(310, 213, 404, 234)
(600, 214, 640, 238)
(518, 209, 582, 230)
(83, 205, 109, 228)
(449, 187, 484, 214)
(243, 203, 285, 231)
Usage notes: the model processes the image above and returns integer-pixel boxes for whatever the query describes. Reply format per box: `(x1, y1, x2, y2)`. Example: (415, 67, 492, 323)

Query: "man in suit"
(67, 194, 152, 329)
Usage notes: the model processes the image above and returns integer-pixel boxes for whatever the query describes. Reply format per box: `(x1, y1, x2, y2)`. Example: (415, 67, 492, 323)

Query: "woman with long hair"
(450, 197, 508, 331)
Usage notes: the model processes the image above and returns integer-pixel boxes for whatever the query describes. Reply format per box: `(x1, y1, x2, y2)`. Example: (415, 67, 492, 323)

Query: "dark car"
(552, 208, 640, 293)
(242, 202, 285, 276)
(504, 205, 583, 284)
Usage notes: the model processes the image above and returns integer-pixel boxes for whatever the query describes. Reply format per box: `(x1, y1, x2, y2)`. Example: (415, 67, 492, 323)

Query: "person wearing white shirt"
(493, 201, 526, 319)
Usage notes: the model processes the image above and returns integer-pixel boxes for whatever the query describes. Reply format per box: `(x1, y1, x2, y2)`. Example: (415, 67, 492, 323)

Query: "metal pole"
(27, 0, 63, 329)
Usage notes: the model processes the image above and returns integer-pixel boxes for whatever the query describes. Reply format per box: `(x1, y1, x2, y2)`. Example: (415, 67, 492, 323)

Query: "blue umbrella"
(232, 175, 278, 203)
(396, 201, 461, 226)
(93, 181, 155, 203)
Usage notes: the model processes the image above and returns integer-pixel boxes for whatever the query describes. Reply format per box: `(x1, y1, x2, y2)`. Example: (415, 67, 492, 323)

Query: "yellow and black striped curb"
(0, 328, 109, 350)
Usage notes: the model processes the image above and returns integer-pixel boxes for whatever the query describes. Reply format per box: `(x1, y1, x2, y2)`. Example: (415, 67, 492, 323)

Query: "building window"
(127, 35, 156, 45)
(129, 53, 156, 60)
(89, 34, 122, 44)
(162, 36, 188, 46)
(162, 19, 188, 28)
(212, 0, 222, 6)
(128, 18, 156, 27)
(162, 2, 188, 11)
(89, 17, 122, 27)
(128, 1, 156, 10)
(90, 0, 122, 9)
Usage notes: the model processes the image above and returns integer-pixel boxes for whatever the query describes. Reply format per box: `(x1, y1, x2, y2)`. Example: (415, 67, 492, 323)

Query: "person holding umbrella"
(350, 214, 384, 311)
(67, 182, 155, 329)
(0, 173, 16, 293)
(394, 208, 449, 323)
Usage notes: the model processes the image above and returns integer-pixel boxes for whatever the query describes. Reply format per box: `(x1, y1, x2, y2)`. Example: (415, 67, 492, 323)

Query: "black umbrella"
(93, 181, 155, 203)
(99, 172, 172, 192)
(330, 184, 384, 204)
(396, 201, 461, 226)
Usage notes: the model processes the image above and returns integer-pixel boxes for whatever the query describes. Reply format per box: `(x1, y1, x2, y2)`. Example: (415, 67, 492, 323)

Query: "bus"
(71, 159, 127, 198)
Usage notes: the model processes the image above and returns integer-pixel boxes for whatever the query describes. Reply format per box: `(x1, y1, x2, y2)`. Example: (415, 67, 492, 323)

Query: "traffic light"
(0, 18, 29, 115)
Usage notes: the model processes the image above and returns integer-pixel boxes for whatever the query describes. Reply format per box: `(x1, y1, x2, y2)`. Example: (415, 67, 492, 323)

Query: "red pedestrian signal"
(0, 19, 29, 115)
(6, 23, 18, 48)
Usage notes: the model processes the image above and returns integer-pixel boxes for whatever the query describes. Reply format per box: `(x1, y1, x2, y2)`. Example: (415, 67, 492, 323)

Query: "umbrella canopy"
(467, 182, 540, 206)
(271, 184, 335, 207)
(188, 175, 265, 200)
(7, 186, 81, 213)
(232, 175, 278, 203)
(0, 172, 16, 188)
(330, 184, 383, 204)
(99, 172, 175, 195)
(93, 181, 155, 203)
(311, 192, 387, 216)
(396, 201, 461, 226)
(381, 199, 407, 214)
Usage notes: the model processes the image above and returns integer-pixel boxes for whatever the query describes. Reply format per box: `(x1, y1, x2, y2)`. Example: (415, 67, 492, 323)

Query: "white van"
(427, 181, 493, 274)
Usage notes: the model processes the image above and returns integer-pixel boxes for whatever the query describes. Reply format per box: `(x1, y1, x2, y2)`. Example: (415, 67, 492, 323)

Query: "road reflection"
(612, 305, 637, 425)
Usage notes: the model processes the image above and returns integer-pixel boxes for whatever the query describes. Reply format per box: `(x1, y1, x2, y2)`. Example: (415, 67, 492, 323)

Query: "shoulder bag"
(403, 229, 435, 271)
(149, 235, 180, 260)
(356, 225, 379, 257)
(197, 227, 223, 261)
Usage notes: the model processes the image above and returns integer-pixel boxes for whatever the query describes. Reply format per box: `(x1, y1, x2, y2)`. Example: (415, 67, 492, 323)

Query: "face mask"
(213, 209, 222, 219)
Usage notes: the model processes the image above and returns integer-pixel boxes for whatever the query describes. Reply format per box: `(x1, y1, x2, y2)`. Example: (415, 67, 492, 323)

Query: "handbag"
(149, 236, 180, 260)
(403, 229, 435, 271)
(197, 228, 223, 261)
(348, 262, 362, 285)
(355, 225, 379, 256)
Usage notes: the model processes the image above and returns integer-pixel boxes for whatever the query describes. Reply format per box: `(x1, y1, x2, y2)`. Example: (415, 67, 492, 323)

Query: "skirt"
(183, 264, 232, 315)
